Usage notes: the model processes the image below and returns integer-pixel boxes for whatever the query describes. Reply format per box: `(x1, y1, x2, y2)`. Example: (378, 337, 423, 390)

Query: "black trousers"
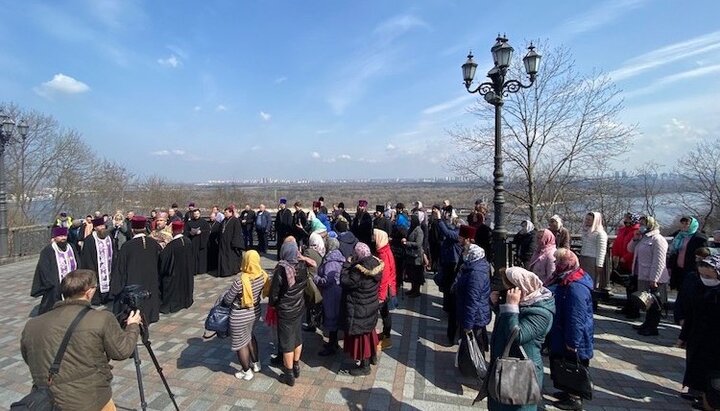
(380, 300, 392, 337)
(256, 228, 267, 253)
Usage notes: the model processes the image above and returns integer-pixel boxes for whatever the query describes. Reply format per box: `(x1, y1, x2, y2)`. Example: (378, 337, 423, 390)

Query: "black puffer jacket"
(341, 256, 383, 335)
(269, 261, 309, 321)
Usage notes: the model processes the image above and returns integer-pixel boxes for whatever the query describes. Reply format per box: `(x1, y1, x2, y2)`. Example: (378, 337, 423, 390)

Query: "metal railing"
(8, 224, 51, 258)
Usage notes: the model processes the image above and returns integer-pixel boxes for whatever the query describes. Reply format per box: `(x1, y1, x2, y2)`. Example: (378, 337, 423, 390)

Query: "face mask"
(701, 277, 720, 287)
(638, 225, 648, 234)
(56, 241, 68, 251)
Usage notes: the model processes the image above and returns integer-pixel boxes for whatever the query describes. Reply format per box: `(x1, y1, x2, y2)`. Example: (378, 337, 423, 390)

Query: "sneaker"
(252, 362, 261, 372)
(234, 369, 254, 381)
(380, 337, 393, 350)
(554, 396, 582, 410)
(632, 323, 647, 330)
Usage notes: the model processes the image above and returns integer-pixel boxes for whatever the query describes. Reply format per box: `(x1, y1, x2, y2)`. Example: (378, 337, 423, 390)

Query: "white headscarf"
(309, 232, 326, 257)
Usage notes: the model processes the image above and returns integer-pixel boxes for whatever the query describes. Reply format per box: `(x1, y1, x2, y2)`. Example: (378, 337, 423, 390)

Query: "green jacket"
(21, 299, 140, 411)
(488, 297, 555, 411)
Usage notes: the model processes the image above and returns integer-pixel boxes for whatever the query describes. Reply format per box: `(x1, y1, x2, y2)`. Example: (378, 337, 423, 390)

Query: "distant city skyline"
(1, 1, 718, 181)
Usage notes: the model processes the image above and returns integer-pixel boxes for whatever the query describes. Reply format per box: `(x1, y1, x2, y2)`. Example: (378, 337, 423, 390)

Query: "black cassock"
(159, 236, 194, 313)
(184, 217, 210, 275)
(111, 235, 162, 324)
(218, 216, 243, 277)
(275, 208, 293, 245)
(207, 220, 221, 273)
(31, 243, 80, 315)
(351, 211, 373, 245)
(79, 234, 117, 305)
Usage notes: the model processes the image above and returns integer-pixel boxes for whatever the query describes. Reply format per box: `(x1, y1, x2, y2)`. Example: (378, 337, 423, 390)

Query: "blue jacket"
(549, 270, 594, 360)
(255, 211, 270, 230)
(436, 220, 463, 266)
(454, 256, 491, 329)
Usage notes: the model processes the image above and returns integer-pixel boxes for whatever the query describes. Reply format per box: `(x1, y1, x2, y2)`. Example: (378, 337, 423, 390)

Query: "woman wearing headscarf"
(512, 220, 537, 268)
(678, 254, 720, 410)
(315, 237, 344, 356)
(403, 214, 425, 298)
(670, 216, 708, 324)
(223, 250, 268, 381)
(341, 242, 384, 376)
(374, 229, 397, 350)
(580, 211, 608, 308)
(489, 267, 555, 411)
(301, 232, 325, 332)
(528, 229, 557, 283)
(390, 203, 409, 295)
(268, 238, 311, 386)
(612, 213, 641, 319)
(628, 216, 669, 336)
(548, 215, 571, 249)
(546, 248, 594, 411)
(453, 226, 491, 352)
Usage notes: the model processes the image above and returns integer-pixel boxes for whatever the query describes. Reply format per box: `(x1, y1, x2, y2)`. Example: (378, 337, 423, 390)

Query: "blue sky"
(1, 0, 719, 181)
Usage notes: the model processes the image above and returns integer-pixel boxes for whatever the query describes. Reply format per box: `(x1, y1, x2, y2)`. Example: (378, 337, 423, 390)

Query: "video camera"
(115, 284, 150, 339)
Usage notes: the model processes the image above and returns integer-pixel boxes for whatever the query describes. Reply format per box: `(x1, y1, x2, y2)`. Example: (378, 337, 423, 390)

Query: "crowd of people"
(23, 197, 720, 410)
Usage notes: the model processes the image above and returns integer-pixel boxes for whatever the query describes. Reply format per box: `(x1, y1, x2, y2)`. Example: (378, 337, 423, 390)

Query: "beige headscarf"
(505, 266, 553, 306)
(373, 229, 389, 250)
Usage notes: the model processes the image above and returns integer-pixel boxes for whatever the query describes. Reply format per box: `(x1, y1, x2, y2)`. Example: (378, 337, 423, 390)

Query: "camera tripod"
(130, 313, 179, 411)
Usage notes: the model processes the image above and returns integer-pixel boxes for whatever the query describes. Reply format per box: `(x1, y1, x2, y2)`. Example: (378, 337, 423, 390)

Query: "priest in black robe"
(217, 206, 243, 277)
(373, 205, 392, 234)
(110, 216, 162, 324)
(31, 227, 80, 315)
(184, 208, 210, 275)
(159, 221, 194, 313)
(207, 213, 222, 273)
(292, 201, 308, 246)
(275, 197, 293, 257)
(351, 199, 373, 245)
(79, 217, 116, 305)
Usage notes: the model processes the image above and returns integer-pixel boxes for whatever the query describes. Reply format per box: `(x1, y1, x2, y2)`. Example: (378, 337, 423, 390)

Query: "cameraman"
(21, 269, 141, 411)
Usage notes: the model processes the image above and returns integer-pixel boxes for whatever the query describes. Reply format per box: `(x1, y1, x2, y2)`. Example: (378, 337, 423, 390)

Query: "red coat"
(612, 224, 639, 272)
(376, 244, 396, 301)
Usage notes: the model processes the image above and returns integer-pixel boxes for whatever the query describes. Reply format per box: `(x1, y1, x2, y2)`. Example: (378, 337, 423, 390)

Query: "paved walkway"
(0, 256, 690, 410)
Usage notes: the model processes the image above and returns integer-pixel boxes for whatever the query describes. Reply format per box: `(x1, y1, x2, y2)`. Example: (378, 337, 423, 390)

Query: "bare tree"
(635, 161, 664, 217)
(676, 140, 720, 230)
(448, 42, 636, 225)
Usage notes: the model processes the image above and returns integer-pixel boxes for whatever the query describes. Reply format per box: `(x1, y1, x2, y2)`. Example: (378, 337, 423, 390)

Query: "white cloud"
(216, 104, 227, 111)
(34, 73, 90, 98)
(151, 149, 186, 156)
(386, 143, 396, 150)
(172, 149, 185, 155)
(558, 0, 646, 37)
(422, 95, 474, 115)
(193, 106, 202, 111)
(274, 76, 287, 84)
(339, 154, 352, 160)
(610, 30, 720, 82)
(311, 152, 321, 159)
(374, 15, 429, 37)
(251, 145, 262, 151)
(260, 111, 271, 121)
(157, 54, 181, 68)
(624, 63, 720, 98)
(166, 45, 188, 60)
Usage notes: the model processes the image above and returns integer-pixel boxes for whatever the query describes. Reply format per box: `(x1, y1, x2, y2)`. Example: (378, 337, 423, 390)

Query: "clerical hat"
(171, 220, 184, 233)
(313, 201, 321, 208)
(91, 217, 105, 227)
(358, 199, 368, 207)
(279, 197, 287, 204)
(51, 226, 68, 238)
(131, 216, 147, 230)
(376, 205, 385, 213)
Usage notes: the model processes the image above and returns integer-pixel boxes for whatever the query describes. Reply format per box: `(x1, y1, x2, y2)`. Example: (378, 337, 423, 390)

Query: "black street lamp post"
(0, 109, 29, 258)
(461, 35, 541, 269)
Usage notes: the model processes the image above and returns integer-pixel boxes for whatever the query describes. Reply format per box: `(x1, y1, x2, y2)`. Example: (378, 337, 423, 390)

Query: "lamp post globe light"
(461, 35, 541, 270)
(0, 109, 30, 258)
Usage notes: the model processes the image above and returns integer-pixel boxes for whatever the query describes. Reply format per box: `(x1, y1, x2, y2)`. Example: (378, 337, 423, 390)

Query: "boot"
(349, 359, 371, 376)
(554, 396, 583, 410)
(292, 361, 300, 378)
(370, 344, 378, 365)
(640, 305, 662, 336)
(278, 367, 295, 386)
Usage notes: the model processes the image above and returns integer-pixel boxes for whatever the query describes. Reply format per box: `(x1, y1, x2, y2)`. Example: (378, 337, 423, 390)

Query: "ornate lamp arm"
(501, 78, 535, 95)
(466, 81, 496, 96)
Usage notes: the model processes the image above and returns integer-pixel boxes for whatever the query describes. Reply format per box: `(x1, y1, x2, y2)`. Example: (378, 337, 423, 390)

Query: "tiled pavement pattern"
(0, 257, 690, 410)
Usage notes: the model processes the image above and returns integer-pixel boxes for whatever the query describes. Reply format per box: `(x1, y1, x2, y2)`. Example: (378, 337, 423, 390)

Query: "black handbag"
(203, 294, 231, 338)
(457, 331, 489, 380)
(551, 354, 594, 400)
(11, 308, 91, 411)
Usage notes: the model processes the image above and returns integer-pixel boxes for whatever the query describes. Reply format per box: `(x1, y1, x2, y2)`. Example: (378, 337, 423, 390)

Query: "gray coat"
(405, 226, 425, 266)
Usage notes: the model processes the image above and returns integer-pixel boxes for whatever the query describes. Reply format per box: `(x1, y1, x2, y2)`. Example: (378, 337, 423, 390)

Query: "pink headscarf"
(353, 242, 372, 260)
(529, 229, 556, 266)
(505, 267, 553, 306)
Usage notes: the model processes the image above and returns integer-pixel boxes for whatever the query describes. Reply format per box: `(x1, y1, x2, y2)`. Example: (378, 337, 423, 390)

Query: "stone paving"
(0, 256, 691, 410)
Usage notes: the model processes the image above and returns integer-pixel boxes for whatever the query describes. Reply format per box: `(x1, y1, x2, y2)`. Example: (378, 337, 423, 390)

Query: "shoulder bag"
(487, 326, 542, 405)
(11, 307, 91, 411)
(203, 293, 231, 338)
(551, 353, 594, 400)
